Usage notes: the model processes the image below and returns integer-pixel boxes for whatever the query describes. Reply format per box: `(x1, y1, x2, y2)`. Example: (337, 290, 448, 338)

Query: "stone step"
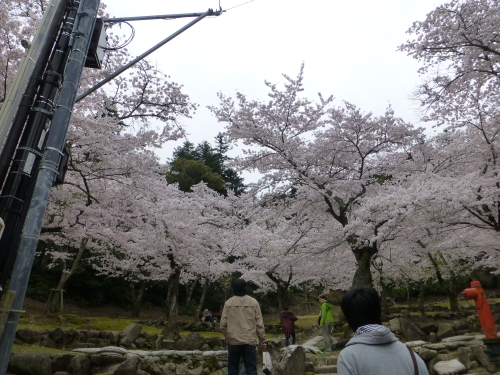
(316, 365, 337, 374)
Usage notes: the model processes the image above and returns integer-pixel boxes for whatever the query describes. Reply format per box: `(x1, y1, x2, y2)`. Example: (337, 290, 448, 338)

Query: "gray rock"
(113, 356, 140, 375)
(16, 328, 41, 344)
(41, 334, 57, 348)
(436, 353, 456, 362)
(389, 318, 401, 334)
(119, 324, 143, 347)
(177, 332, 207, 351)
(51, 354, 75, 373)
(207, 337, 223, 349)
(442, 335, 476, 343)
(281, 346, 305, 375)
(68, 353, 91, 375)
(457, 347, 471, 369)
(406, 340, 427, 348)
(49, 327, 66, 344)
(89, 354, 127, 367)
(453, 321, 468, 332)
(433, 359, 466, 375)
(429, 332, 438, 343)
(72, 348, 102, 354)
(471, 344, 496, 372)
(9, 352, 52, 375)
(437, 323, 455, 341)
(64, 328, 80, 345)
(134, 337, 147, 349)
(400, 318, 426, 341)
(101, 346, 128, 354)
(419, 349, 437, 361)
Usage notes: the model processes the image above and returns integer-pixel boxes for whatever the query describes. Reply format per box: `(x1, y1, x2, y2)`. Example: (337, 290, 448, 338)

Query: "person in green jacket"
(318, 294, 336, 352)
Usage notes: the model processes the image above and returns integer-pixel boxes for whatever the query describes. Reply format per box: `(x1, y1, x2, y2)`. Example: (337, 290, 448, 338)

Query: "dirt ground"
(21, 296, 166, 319)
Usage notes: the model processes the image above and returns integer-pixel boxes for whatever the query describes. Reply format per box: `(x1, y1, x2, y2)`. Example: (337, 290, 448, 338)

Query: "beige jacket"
(220, 295, 266, 346)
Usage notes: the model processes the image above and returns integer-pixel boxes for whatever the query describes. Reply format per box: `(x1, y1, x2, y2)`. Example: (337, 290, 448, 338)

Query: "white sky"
(100, 0, 442, 176)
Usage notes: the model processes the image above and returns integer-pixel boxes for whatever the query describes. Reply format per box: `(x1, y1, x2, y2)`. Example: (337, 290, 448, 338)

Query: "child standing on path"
(280, 307, 298, 346)
(318, 294, 336, 352)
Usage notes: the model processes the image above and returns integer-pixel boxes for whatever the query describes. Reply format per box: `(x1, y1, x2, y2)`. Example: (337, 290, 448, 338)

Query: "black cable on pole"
(0, 0, 73, 298)
(0, 0, 101, 370)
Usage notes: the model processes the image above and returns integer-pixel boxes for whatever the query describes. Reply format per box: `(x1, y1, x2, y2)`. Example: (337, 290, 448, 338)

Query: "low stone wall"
(8, 347, 230, 375)
(15, 324, 226, 352)
(409, 335, 500, 374)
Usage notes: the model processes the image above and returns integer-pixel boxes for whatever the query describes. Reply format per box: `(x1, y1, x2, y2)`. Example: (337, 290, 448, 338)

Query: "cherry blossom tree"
(210, 65, 422, 287)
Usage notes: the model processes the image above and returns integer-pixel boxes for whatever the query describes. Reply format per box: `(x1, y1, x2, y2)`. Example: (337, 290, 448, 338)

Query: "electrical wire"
(104, 21, 135, 50)
(224, 0, 256, 11)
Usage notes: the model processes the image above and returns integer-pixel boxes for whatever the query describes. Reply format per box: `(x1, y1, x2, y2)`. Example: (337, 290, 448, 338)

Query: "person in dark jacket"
(280, 307, 298, 346)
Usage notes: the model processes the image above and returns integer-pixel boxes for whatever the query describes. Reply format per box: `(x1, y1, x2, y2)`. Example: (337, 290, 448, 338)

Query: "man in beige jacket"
(220, 279, 266, 375)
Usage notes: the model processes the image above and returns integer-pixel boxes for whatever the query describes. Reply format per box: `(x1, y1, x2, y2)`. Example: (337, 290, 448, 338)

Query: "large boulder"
(433, 359, 466, 375)
(400, 318, 426, 341)
(177, 332, 207, 350)
(113, 356, 140, 375)
(119, 324, 142, 347)
(67, 353, 91, 375)
(206, 337, 223, 349)
(52, 354, 75, 373)
(276, 346, 305, 375)
(16, 328, 41, 344)
(436, 323, 455, 341)
(471, 344, 496, 373)
(8, 352, 52, 375)
(49, 327, 66, 345)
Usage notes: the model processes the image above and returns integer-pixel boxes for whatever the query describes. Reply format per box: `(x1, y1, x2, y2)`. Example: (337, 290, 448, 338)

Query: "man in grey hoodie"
(337, 286, 429, 375)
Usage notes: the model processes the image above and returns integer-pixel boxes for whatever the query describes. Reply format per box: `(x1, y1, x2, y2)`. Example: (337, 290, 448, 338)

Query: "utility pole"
(0, 0, 100, 372)
(0, 4, 223, 374)
(0, 0, 80, 297)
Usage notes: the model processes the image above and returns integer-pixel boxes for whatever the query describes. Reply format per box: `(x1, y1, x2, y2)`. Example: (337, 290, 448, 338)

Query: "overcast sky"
(100, 0, 442, 171)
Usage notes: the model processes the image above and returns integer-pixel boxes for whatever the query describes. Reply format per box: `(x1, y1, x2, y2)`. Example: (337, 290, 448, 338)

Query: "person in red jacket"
(280, 307, 298, 346)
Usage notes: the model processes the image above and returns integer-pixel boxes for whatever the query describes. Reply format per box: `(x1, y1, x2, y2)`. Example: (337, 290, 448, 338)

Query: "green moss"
(11, 344, 66, 354)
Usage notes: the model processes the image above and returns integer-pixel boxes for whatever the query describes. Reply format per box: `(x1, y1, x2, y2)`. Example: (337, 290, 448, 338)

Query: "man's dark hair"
(232, 278, 246, 296)
(340, 286, 382, 331)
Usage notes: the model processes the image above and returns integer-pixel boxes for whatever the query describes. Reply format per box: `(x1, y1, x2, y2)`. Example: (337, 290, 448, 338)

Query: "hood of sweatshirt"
(281, 311, 296, 319)
(345, 329, 398, 347)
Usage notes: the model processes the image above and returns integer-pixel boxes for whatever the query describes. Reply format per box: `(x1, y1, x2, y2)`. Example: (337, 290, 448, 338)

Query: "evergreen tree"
(167, 134, 245, 195)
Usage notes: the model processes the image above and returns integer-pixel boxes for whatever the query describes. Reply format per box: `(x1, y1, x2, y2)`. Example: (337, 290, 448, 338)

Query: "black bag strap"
(405, 344, 419, 375)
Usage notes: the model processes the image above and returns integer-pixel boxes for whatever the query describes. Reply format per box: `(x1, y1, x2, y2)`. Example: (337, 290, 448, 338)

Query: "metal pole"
(0, 0, 67, 159)
(0, 0, 69, 189)
(0, 0, 100, 371)
(0, 0, 78, 296)
(76, 9, 215, 103)
(103, 11, 223, 23)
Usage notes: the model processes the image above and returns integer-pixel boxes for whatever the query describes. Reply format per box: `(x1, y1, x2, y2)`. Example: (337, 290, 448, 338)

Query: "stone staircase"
(306, 352, 339, 375)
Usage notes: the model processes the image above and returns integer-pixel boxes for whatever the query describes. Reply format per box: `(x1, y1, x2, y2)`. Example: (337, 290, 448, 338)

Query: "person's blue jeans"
(285, 332, 296, 346)
(228, 344, 257, 375)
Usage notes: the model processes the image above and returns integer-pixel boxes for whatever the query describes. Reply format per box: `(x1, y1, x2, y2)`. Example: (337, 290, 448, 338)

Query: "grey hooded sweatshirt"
(337, 329, 429, 375)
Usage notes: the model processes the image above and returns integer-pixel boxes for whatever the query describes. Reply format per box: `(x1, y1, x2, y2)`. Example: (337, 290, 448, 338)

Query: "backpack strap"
(405, 344, 418, 375)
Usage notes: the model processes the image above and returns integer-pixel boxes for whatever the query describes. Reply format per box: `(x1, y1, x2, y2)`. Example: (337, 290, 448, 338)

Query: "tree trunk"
(380, 277, 389, 316)
(447, 274, 460, 312)
(194, 282, 208, 323)
(418, 281, 426, 316)
(406, 282, 411, 310)
(351, 245, 377, 288)
(164, 269, 180, 339)
(277, 283, 289, 312)
(265, 270, 292, 312)
(131, 282, 145, 317)
(186, 279, 197, 306)
(45, 239, 87, 314)
(428, 252, 459, 312)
